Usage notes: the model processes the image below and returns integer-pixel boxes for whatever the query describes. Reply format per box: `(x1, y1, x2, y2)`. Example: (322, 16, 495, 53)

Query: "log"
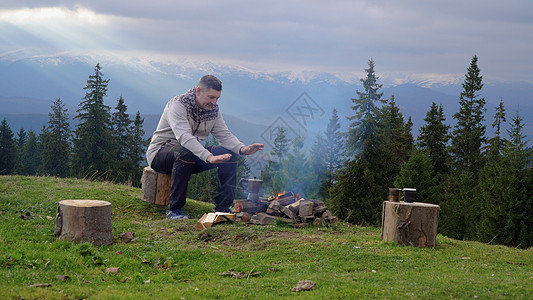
(141, 167, 171, 206)
(381, 201, 440, 247)
(55, 200, 113, 246)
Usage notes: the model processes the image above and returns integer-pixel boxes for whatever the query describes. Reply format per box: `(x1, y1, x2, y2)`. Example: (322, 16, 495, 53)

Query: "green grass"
(1, 175, 532, 299)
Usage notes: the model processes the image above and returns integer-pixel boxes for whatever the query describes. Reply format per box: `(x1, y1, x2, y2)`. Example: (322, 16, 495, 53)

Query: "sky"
(1, 0, 533, 84)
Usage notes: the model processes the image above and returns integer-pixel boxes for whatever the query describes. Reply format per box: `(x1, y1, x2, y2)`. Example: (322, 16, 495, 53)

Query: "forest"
(1, 56, 531, 248)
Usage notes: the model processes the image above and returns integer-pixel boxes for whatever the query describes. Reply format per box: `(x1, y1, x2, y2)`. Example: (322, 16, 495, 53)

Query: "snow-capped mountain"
(1, 49, 533, 144)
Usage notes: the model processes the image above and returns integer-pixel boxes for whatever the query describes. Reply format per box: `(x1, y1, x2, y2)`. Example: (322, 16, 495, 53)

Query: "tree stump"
(381, 201, 440, 247)
(55, 200, 113, 246)
(141, 167, 171, 206)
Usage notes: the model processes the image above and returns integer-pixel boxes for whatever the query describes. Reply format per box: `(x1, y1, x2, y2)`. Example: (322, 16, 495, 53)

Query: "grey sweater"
(146, 91, 245, 166)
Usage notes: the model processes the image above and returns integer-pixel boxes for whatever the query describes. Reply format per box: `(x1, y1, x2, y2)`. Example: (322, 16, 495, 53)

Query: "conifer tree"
(0, 119, 16, 175)
(330, 61, 412, 225)
(450, 55, 487, 173)
(125, 111, 146, 186)
(14, 128, 27, 174)
(324, 108, 345, 177)
(309, 132, 328, 200)
(111, 95, 133, 183)
(112, 96, 132, 160)
(487, 98, 507, 157)
(394, 150, 437, 203)
(442, 55, 487, 240)
(417, 102, 450, 178)
(41, 98, 72, 177)
(271, 127, 290, 162)
(21, 130, 41, 175)
(72, 63, 114, 179)
(478, 111, 532, 248)
(275, 136, 315, 197)
(346, 59, 385, 157)
(377, 95, 414, 176)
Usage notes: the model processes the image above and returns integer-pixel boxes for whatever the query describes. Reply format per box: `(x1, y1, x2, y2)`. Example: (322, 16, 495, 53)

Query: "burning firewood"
(235, 191, 337, 226)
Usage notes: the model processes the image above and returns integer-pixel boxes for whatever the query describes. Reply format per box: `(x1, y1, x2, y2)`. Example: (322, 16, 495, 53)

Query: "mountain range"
(1, 50, 532, 150)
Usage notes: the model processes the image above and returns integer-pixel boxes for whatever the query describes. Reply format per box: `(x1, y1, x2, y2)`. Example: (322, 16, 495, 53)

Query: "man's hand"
(207, 154, 232, 164)
(240, 143, 265, 155)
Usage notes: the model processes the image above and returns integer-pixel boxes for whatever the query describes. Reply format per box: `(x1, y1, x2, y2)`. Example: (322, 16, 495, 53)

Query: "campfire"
(235, 190, 337, 226)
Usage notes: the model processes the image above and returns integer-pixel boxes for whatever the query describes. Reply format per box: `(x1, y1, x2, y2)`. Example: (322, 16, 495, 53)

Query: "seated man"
(146, 75, 264, 219)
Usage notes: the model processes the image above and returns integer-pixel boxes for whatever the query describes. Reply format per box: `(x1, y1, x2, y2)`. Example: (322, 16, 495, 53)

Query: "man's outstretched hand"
(240, 143, 265, 155)
(207, 154, 232, 164)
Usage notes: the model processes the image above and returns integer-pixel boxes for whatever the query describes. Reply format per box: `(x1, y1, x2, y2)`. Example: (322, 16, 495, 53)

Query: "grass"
(1, 175, 532, 299)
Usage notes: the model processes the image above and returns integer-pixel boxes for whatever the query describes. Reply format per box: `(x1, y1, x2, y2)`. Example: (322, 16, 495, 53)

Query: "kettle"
(239, 178, 263, 202)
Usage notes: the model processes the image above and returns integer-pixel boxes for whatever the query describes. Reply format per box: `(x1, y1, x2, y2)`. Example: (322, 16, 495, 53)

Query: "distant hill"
(2, 51, 533, 144)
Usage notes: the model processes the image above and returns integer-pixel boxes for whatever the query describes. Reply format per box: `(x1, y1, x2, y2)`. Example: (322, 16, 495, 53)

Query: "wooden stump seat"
(381, 201, 440, 247)
(141, 167, 171, 206)
(55, 200, 113, 246)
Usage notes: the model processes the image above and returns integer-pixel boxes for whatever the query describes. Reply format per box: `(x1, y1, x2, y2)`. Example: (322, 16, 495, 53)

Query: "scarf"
(176, 87, 219, 123)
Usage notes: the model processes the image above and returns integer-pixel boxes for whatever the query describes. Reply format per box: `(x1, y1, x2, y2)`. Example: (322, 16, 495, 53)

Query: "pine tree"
(262, 127, 291, 194)
(478, 111, 532, 248)
(442, 55, 487, 240)
(111, 95, 133, 183)
(14, 128, 27, 174)
(346, 59, 385, 157)
(450, 55, 487, 173)
(41, 98, 72, 177)
(274, 136, 315, 198)
(504, 112, 532, 248)
(309, 132, 328, 200)
(487, 98, 507, 157)
(72, 63, 115, 179)
(125, 111, 146, 186)
(394, 150, 437, 203)
(330, 61, 412, 225)
(271, 127, 290, 161)
(377, 95, 414, 176)
(324, 108, 345, 178)
(0, 119, 16, 175)
(418, 102, 450, 177)
(21, 130, 41, 175)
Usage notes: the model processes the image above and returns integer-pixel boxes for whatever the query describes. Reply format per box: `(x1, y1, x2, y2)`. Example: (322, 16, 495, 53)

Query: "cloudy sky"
(1, 0, 533, 83)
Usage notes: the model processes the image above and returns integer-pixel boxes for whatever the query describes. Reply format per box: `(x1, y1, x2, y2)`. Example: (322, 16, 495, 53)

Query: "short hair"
(198, 75, 222, 91)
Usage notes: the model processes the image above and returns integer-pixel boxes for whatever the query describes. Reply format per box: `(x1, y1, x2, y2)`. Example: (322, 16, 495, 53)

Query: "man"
(146, 75, 264, 219)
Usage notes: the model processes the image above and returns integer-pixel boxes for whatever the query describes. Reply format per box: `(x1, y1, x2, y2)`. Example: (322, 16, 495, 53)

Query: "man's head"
(196, 75, 222, 110)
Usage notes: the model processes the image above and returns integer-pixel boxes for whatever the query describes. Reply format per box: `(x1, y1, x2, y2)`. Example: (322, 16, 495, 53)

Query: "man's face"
(196, 87, 221, 110)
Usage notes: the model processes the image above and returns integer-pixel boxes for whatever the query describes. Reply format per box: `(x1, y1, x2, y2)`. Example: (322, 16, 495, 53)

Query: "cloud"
(1, 1, 533, 83)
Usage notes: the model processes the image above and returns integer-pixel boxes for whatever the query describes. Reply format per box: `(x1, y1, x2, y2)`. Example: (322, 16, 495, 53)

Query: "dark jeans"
(150, 142, 238, 212)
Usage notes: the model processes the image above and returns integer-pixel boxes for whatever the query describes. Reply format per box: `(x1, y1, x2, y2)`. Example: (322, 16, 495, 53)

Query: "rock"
(119, 231, 137, 243)
(250, 212, 277, 225)
(298, 200, 314, 217)
(55, 275, 69, 281)
(292, 280, 316, 292)
(280, 206, 298, 221)
(105, 267, 120, 273)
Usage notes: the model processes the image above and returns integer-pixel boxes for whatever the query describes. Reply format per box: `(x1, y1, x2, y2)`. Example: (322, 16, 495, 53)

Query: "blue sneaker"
(214, 207, 233, 213)
(166, 209, 189, 220)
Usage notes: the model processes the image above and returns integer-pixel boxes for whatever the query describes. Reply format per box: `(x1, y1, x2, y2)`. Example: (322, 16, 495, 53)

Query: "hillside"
(1, 176, 532, 299)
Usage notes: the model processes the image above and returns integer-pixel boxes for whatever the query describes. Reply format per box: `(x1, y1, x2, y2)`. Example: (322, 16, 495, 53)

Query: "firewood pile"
(234, 192, 337, 227)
